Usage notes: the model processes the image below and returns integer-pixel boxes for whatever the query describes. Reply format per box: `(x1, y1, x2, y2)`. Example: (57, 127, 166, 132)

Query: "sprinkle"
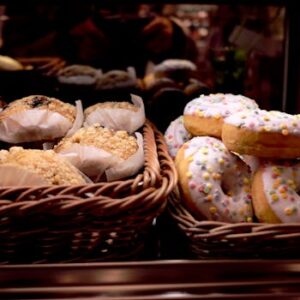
(219, 158, 225, 164)
(292, 121, 298, 127)
(189, 182, 196, 189)
(209, 206, 217, 214)
(214, 114, 221, 120)
(282, 129, 289, 136)
(258, 126, 265, 132)
(188, 156, 194, 162)
(271, 194, 279, 202)
(201, 148, 208, 155)
(279, 186, 287, 193)
(204, 183, 212, 194)
(263, 116, 270, 121)
(280, 123, 287, 129)
(212, 173, 221, 180)
(202, 172, 210, 180)
(186, 171, 193, 179)
(198, 185, 204, 193)
(206, 194, 213, 202)
(196, 109, 204, 117)
(273, 179, 281, 189)
(227, 191, 233, 196)
(246, 217, 253, 222)
(282, 193, 288, 199)
(243, 177, 250, 185)
(284, 207, 295, 216)
(264, 126, 271, 132)
(207, 166, 213, 173)
(244, 187, 251, 193)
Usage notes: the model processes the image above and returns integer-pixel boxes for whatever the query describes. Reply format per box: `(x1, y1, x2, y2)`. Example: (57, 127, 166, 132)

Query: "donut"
(164, 116, 192, 159)
(183, 93, 258, 138)
(252, 161, 300, 223)
(222, 109, 300, 159)
(175, 136, 253, 222)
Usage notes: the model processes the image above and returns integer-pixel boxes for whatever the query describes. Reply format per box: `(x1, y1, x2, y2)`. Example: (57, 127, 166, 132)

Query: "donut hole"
(220, 170, 239, 197)
(221, 180, 232, 197)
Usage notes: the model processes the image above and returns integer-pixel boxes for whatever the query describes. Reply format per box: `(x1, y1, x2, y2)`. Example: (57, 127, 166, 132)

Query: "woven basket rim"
(167, 187, 300, 258)
(0, 121, 177, 215)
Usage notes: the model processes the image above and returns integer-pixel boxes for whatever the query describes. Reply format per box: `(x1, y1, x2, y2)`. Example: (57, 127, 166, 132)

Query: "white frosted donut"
(164, 116, 192, 159)
(222, 109, 300, 159)
(175, 136, 253, 222)
(183, 93, 258, 138)
(252, 161, 300, 223)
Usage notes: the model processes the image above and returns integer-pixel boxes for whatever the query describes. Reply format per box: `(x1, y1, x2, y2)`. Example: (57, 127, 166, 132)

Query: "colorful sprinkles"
(179, 136, 253, 223)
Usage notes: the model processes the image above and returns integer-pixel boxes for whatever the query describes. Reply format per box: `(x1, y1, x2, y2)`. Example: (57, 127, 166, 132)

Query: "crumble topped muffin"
(0, 95, 76, 123)
(55, 125, 138, 160)
(0, 95, 80, 143)
(84, 95, 145, 133)
(0, 147, 86, 185)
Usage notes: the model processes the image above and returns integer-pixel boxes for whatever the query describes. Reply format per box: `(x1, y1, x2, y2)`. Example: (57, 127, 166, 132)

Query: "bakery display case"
(1, 0, 300, 299)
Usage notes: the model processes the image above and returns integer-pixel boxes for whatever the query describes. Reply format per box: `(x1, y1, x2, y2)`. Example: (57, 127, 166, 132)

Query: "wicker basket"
(0, 121, 177, 264)
(168, 190, 300, 259)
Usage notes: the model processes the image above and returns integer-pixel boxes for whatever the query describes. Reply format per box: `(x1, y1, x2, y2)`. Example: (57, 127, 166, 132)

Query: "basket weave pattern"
(0, 121, 177, 263)
(168, 191, 300, 258)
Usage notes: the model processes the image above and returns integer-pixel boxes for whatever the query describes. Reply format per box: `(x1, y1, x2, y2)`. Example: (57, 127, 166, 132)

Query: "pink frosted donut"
(175, 136, 253, 222)
(183, 93, 258, 138)
(164, 116, 192, 159)
(252, 161, 300, 223)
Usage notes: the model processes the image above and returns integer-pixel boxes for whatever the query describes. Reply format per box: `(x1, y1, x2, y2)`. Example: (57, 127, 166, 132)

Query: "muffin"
(57, 64, 99, 85)
(154, 59, 197, 81)
(0, 95, 82, 144)
(0, 147, 86, 186)
(55, 124, 144, 181)
(84, 95, 145, 133)
(96, 67, 137, 90)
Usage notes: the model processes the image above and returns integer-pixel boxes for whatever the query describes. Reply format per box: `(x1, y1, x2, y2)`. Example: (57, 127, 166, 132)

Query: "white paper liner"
(84, 94, 145, 133)
(57, 144, 122, 178)
(105, 132, 144, 181)
(0, 165, 49, 186)
(65, 100, 84, 137)
(96, 67, 137, 90)
(0, 109, 73, 143)
(0, 164, 91, 186)
(56, 132, 144, 182)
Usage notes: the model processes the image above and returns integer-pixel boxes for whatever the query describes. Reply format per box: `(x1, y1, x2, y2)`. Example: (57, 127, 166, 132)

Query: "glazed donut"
(175, 136, 253, 222)
(252, 161, 300, 223)
(222, 109, 300, 159)
(164, 116, 192, 159)
(183, 93, 258, 138)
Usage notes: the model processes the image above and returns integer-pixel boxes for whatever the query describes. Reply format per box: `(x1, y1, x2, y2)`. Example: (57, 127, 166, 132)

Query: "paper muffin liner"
(0, 165, 49, 186)
(56, 132, 144, 182)
(65, 100, 84, 137)
(96, 67, 137, 90)
(57, 65, 101, 86)
(0, 163, 91, 186)
(84, 94, 145, 133)
(0, 101, 83, 144)
(105, 132, 144, 181)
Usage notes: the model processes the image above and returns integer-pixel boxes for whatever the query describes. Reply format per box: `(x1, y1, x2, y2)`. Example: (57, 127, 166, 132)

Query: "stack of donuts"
(165, 93, 300, 224)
